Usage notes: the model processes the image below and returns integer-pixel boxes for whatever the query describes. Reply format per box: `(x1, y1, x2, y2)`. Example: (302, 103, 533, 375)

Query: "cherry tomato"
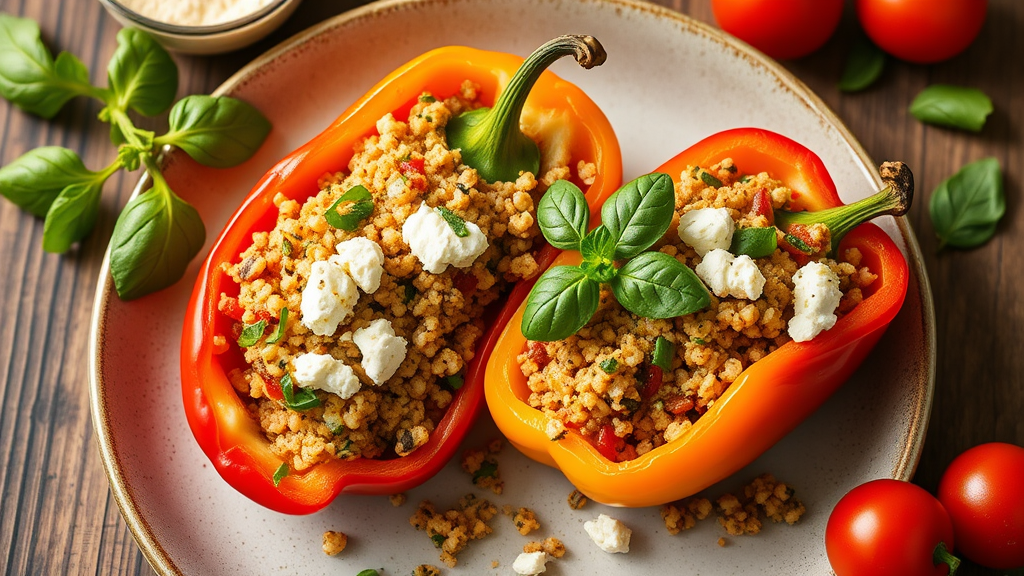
(711, 0, 844, 60)
(938, 442, 1024, 570)
(856, 0, 987, 64)
(826, 479, 959, 576)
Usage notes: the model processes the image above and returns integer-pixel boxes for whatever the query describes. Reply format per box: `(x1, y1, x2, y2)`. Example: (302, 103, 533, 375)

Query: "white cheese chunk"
(677, 207, 735, 256)
(789, 261, 843, 342)
(401, 203, 488, 274)
(695, 249, 766, 300)
(291, 353, 360, 400)
(512, 551, 549, 575)
(300, 260, 358, 336)
(352, 319, 407, 385)
(330, 237, 385, 294)
(584, 514, 631, 554)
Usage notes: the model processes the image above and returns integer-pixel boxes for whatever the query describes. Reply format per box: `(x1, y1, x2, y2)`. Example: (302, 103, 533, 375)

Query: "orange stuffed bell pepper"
(485, 128, 910, 507)
(181, 35, 622, 514)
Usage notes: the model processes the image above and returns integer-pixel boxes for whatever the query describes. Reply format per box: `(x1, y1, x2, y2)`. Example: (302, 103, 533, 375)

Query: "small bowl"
(98, 0, 303, 55)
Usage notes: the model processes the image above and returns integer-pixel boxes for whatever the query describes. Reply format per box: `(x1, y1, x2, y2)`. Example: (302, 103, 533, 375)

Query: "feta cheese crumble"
(512, 551, 549, 575)
(352, 319, 408, 385)
(401, 203, 489, 274)
(292, 353, 361, 400)
(300, 260, 359, 336)
(331, 237, 385, 294)
(583, 514, 631, 554)
(677, 207, 735, 256)
(788, 261, 843, 342)
(695, 249, 766, 300)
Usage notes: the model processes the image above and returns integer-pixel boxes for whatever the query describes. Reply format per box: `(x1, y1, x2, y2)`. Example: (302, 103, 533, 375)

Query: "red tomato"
(826, 479, 958, 576)
(711, 0, 844, 60)
(856, 0, 987, 64)
(938, 442, 1024, 570)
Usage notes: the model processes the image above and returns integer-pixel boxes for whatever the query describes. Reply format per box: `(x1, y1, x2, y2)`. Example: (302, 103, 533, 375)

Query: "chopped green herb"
(338, 438, 353, 454)
(424, 115, 434, 122)
(282, 237, 292, 257)
(280, 373, 321, 411)
(419, 94, 436, 103)
(430, 534, 446, 548)
(599, 358, 619, 374)
(690, 166, 700, 176)
(739, 175, 751, 184)
(446, 375, 464, 390)
(267, 307, 288, 344)
(436, 206, 469, 237)
(652, 336, 674, 371)
(700, 170, 723, 188)
(473, 460, 498, 481)
(730, 226, 778, 259)
(691, 337, 707, 345)
(402, 282, 417, 304)
(621, 398, 641, 414)
(272, 463, 288, 487)
(328, 422, 345, 436)
(783, 233, 813, 254)
(456, 182, 470, 193)
(356, 570, 381, 576)
(324, 184, 373, 231)
(237, 319, 266, 347)
(724, 164, 737, 173)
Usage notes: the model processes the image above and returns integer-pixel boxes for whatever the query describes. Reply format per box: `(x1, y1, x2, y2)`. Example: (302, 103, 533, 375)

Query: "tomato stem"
(774, 161, 913, 255)
(932, 541, 960, 575)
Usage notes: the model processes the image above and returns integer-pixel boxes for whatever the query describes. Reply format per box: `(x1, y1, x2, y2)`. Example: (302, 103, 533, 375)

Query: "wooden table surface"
(1, 0, 1021, 574)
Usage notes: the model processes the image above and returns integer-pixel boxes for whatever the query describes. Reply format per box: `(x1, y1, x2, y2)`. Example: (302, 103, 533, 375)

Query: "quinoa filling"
(218, 81, 594, 471)
(517, 159, 878, 461)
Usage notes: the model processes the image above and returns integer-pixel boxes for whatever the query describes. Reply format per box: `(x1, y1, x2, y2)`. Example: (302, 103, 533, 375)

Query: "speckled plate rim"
(87, 1, 937, 574)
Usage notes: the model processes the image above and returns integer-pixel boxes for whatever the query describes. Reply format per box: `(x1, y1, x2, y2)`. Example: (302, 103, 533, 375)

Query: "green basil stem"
(774, 161, 913, 255)
(932, 542, 960, 575)
(446, 35, 606, 183)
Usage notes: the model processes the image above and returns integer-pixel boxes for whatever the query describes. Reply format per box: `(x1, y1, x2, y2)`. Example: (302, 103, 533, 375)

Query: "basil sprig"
(909, 85, 993, 133)
(522, 174, 710, 342)
(839, 36, 886, 93)
(930, 157, 1004, 249)
(0, 16, 271, 299)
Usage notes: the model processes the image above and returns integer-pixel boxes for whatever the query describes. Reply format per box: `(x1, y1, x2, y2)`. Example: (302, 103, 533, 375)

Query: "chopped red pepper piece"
(750, 188, 774, 224)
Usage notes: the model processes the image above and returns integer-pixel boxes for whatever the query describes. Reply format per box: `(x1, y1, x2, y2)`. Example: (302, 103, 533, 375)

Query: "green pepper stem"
(446, 35, 606, 183)
(774, 161, 913, 254)
(932, 541, 960, 575)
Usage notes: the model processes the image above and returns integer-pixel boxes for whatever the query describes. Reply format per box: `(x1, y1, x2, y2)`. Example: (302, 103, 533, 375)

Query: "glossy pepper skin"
(484, 128, 909, 507)
(180, 46, 622, 514)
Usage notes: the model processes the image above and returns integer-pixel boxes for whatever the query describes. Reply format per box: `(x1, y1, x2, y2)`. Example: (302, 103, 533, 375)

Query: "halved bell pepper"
(484, 128, 910, 507)
(181, 38, 622, 514)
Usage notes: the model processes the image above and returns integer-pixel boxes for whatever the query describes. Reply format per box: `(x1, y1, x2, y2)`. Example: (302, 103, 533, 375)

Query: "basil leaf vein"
(929, 157, 1004, 248)
(537, 179, 589, 250)
(107, 28, 177, 116)
(610, 251, 709, 319)
(909, 85, 993, 133)
(602, 172, 675, 259)
(158, 95, 272, 168)
(521, 266, 599, 342)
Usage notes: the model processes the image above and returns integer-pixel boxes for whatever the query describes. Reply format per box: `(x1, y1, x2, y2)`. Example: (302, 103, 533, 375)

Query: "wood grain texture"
(0, 1, 1020, 574)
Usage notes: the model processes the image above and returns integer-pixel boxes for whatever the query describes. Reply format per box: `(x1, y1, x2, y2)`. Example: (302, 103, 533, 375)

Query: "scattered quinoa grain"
(389, 493, 407, 507)
(512, 507, 541, 535)
(409, 494, 498, 567)
(321, 531, 347, 556)
(567, 489, 588, 510)
(412, 565, 442, 576)
(460, 439, 504, 494)
(524, 537, 566, 558)
(717, 537, 727, 547)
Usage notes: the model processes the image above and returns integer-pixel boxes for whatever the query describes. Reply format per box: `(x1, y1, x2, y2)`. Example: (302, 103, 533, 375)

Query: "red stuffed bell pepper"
(181, 36, 622, 514)
(484, 128, 912, 506)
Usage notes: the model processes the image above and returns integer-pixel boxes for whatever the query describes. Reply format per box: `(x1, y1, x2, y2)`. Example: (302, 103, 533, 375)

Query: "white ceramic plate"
(90, 1, 935, 574)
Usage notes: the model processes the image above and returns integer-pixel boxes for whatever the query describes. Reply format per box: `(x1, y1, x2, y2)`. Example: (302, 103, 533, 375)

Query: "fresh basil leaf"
(324, 185, 373, 230)
(108, 178, 205, 300)
(280, 372, 321, 411)
(783, 233, 813, 254)
(652, 336, 674, 371)
(537, 179, 589, 250)
(610, 251, 709, 319)
(0, 15, 98, 118)
(729, 227, 777, 258)
(599, 358, 618, 374)
(42, 180, 104, 253)
(272, 463, 288, 487)
(0, 146, 96, 216)
(356, 570, 381, 576)
(267, 307, 288, 344)
(521, 265, 599, 341)
(157, 95, 272, 168)
(699, 170, 722, 188)
(909, 85, 993, 133)
(107, 28, 177, 116)
(436, 206, 469, 237)
(237, 320, 267, 347)
(580, 224, 615, 262)
(929, 157, 1004, 248)
(602, 172, 675, 259)
(839, 36, 885, 93)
